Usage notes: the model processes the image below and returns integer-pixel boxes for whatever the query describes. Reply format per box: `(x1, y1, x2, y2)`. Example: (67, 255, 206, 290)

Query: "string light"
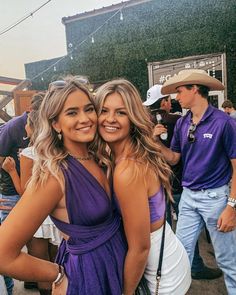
(31, 2, 129, 81)
(120, 11, 124, 21)
(41, 77, 44, 81)
(53, 66, 57, 71)
(0, 0, 52, 37)
(70, 55, 73, 60)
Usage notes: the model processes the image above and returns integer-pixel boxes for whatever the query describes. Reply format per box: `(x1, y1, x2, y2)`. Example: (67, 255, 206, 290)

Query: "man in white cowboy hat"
(155, 69, 236, 294)
(145, 84, 223, 281)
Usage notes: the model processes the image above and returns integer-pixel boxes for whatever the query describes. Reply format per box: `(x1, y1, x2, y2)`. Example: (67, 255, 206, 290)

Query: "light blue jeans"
(176, 185, 236, 294)
(0, 193, 20, 295)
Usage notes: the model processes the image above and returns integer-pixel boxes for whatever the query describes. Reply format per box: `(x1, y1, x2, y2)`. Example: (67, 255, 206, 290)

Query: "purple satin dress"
(51, 156, 127, 295)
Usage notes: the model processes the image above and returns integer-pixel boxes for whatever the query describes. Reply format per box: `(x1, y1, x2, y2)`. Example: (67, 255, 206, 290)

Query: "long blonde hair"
(95, 78, 172, 199)
(29, 76, 94, 191)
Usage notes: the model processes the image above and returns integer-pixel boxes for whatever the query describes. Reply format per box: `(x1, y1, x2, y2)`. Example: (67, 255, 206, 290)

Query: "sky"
(0, 0, 122, 79)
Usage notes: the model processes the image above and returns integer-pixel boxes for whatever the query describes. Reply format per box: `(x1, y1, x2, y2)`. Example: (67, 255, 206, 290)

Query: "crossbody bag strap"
(155, 191, 167, 295)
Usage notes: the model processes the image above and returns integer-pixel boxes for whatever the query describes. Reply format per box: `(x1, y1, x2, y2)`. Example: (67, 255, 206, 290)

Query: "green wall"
(27, 0, 236, 102)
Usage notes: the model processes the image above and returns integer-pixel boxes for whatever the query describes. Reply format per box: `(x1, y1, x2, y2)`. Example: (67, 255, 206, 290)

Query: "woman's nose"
(106, 113, 116, 123)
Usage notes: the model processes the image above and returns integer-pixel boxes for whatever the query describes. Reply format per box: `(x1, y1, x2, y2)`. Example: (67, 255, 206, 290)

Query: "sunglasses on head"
(187, 121, 197, 143)
(48, 77, 89, 95)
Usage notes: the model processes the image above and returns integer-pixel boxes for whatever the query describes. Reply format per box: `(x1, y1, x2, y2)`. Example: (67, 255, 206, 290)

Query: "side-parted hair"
(29, 76, 94, 191)
(95, 78, 172, 199)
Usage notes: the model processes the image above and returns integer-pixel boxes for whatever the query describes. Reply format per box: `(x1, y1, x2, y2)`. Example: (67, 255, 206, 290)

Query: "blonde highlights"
(95, 79, 172, 199)
(29, 76, 94, 191)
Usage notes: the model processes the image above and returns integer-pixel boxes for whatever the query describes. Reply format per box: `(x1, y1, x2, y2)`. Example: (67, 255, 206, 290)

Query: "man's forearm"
(229, 159, 236, 201)
(156, 140, 180, 165)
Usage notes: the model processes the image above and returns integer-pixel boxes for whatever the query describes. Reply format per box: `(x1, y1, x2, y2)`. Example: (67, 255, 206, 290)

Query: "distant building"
(25, 0, 236, 102)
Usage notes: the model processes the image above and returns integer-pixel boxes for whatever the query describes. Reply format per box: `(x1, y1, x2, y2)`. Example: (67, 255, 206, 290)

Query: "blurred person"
(221, 100, 236, 120)
(0, 93, 42, 294)
(0, 77, 127, 295)
(144, 84, 222, 280)
(156, 69, 236, 294)
(95, 79, 191, 295)
(2, 93, 61, 295)
(0, 275, 7, 295)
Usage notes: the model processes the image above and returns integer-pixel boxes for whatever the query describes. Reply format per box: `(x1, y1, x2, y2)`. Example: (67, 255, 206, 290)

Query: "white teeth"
(105, 126, 117, 131)
(78, 127, 90, 131)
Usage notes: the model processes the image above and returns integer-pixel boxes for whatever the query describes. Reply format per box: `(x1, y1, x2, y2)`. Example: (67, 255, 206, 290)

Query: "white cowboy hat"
(143, 84, 168, 106)
(161, 69, 225, 95)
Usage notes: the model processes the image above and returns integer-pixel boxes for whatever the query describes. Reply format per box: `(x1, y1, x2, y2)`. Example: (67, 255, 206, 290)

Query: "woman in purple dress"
(0, 77, 127, 295)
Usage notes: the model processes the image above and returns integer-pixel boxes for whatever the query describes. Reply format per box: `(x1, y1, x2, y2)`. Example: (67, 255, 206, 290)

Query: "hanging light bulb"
(41, 77, 44, 81)
(91, 36, 95, 43)
(53, 66, 57, 72)
(120, 11, 124, 21)
(70, 55, 73, 60)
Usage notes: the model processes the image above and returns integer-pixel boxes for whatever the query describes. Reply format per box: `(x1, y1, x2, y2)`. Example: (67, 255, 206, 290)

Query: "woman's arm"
(2, 157, 23, 195)
(114, 162, 150, 295)
(20, 155, 33, 192)
(0, 175, 64, 283)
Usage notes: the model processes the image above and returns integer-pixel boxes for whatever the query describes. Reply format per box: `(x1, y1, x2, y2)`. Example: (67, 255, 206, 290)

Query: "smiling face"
(53, 89, 97, 149)
(98, 92, 131, 145)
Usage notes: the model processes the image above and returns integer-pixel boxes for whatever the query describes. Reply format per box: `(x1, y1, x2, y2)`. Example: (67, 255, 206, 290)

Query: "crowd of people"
(0, 69, 235, 295)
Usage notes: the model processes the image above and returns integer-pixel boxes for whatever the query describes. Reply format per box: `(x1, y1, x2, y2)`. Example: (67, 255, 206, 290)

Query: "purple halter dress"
(51, 156, 127, 295)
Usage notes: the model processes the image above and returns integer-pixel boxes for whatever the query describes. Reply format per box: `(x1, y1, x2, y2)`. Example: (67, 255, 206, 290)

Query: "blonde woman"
(0, 77, 127, 295)
(95, 79, 191, 295)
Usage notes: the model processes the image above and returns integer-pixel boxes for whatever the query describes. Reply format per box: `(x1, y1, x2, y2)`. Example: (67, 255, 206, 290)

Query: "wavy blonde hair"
(95, 79, 172, 199)
(28, 76, 94, 191)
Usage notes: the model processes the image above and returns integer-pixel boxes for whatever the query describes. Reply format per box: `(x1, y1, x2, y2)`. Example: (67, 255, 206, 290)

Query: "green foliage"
(28, 0, 236, 102)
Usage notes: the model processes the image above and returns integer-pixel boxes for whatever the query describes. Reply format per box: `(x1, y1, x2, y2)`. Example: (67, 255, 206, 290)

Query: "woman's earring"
(57, 131, 62, 140)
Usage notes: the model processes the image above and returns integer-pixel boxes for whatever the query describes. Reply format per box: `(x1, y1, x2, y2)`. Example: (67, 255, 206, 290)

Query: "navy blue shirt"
(171, 105, 236, 190)
(0, 112, 29, 195)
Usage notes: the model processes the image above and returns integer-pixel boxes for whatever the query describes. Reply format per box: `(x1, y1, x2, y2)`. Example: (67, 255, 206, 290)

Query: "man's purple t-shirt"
(0, 112, 29, 195)
(171, 105, 236, 190)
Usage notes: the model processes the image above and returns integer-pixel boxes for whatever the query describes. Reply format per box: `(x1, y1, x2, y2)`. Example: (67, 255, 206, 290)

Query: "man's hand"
(217, 206, 236, 232)
(153, 124, 167, 139)
(2, 157, 16, 173)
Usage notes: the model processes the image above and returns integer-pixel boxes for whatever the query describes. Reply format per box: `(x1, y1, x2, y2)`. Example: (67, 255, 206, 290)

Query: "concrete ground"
(13, 230, 227, 295)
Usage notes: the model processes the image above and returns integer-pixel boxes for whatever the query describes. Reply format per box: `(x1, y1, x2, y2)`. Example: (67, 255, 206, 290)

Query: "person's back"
(0, 113, 29, 197)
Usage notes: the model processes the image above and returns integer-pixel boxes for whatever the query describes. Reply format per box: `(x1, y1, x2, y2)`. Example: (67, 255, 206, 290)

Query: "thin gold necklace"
(69, 153, 93, 161)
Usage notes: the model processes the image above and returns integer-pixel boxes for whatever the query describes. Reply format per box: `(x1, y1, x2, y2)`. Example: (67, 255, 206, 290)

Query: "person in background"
(0, 94, 42, 294)
(0, 275, 7, 295)
(221, 100, 236, 120)
(2, 93, 61, 295)
(0, 77, 127, 295)
(95, 78, 191, 295)
(144, 84, 222, 280)
(156, 69, 236, 294)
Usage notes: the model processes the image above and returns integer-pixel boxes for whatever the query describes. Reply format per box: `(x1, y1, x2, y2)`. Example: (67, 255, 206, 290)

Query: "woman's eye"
(86, 106, 95, 113)
(101, 108, 108, 113)
(67, 111, 77, 116)
(117, 111, 126, 116)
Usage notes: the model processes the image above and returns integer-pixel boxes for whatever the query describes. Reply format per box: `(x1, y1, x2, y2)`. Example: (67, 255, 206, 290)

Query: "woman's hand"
(52, 275, 68, 295)
(2, 157, 16, 173)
